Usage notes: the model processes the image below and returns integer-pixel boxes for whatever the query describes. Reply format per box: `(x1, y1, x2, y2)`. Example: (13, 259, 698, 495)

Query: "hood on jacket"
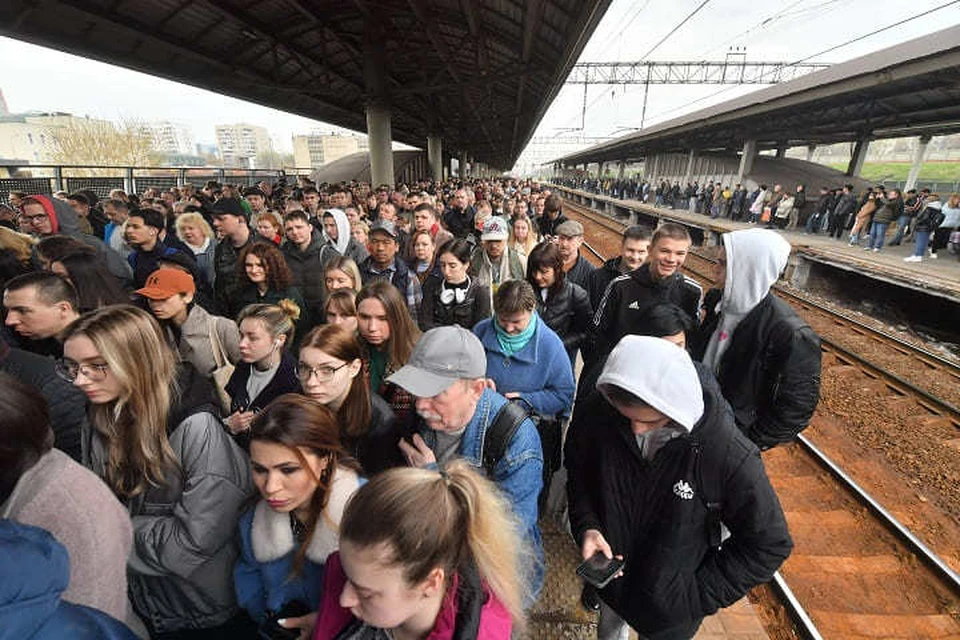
(168, 362, 219, 432)
(721, 229, 790, 316)
(0, 519, 69, 638)
(597, 335, 703, 432)
(323, 208, 351, 256)
(29, 194, 84, 235)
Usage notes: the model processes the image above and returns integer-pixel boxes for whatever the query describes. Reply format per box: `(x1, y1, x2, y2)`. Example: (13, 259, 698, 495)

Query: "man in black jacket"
(587, 225, 651, 310)
(555, 220, 596, 290)
(566, 335, 792, 639)
(590, 223, 701, 365)
(697, 228, 821, 449)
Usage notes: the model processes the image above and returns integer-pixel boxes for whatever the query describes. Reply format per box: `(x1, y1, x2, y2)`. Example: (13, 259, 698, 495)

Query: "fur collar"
(250, 466, 360, 565)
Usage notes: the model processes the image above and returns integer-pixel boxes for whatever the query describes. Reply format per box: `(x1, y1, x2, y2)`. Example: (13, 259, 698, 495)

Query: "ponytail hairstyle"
(237, 301, 300, 346)
(60, 305, 179, 498)
(249, 394, 359, 574)
(299, 324, 370, 441)
(340, 460, 527, 630)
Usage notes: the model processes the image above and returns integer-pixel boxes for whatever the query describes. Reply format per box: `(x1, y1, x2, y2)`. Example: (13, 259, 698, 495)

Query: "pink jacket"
(312, 552, 513, 640)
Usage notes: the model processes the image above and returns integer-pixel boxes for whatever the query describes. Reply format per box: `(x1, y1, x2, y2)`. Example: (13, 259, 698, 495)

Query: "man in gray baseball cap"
(389, 325, 546, 596)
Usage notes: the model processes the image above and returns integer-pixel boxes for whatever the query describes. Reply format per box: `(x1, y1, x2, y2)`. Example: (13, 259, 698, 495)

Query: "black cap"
(211, 197, 246, 219)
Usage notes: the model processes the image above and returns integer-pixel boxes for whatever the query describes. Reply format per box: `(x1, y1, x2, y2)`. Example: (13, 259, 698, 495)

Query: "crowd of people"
(0, 175, 822, 640)
(557, 176, 960, 262)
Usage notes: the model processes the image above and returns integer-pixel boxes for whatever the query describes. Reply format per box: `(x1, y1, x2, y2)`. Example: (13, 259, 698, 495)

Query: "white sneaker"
(873, 248, 880, 252)
(903, 255, 922, 262)
(930, 252, 938, 259)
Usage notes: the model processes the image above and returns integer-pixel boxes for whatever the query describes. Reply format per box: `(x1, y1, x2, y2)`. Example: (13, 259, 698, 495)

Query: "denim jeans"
(868, 222, 890, 249)
(890, 215, 912, 245)
(913, 230, 932, 256)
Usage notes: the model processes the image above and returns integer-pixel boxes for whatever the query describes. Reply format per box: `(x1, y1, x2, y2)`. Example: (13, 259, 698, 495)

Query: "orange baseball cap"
(135, 268, 196, 300)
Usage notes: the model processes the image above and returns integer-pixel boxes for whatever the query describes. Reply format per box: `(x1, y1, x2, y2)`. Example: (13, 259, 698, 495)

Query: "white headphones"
(440, 276, 470, 305)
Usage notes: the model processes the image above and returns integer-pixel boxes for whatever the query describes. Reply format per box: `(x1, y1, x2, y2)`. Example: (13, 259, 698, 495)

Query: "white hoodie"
(323, 208, 352, 256)
(597, 335, 704, 435)
(702, 228, 791, 371)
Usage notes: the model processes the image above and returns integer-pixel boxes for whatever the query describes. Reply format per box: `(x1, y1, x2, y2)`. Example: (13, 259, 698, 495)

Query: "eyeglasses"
(55, 359, 110, 382)
(295, 361, 349, 382)
(20, 213, 49, 225)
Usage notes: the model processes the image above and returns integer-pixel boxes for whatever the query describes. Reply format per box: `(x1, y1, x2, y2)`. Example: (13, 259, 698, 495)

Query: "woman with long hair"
(51, 251, 130, 312)
(931, 192, 960, 258)
(60, 305, 253, 638)
(323, 255, 362, 294)
(324, 289, 359, 334)
(356, 281, 421, 435)
(510, 214, 538, 264)
(420, 238, 491, 331)
(234, 241, 307, 319)
(224, 302, 303, 445)
(298, 324, 405, 476)
(312, 461, 527, 640)
(234, 394, 362, 637)
(525, 242, 592, 367)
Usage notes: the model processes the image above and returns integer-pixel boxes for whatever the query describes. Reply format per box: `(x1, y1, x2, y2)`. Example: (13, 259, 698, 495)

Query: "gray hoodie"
(702, 229, 791, 371)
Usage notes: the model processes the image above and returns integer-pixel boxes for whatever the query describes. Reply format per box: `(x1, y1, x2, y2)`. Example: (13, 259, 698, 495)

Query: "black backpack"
(480, 401, 529, 477)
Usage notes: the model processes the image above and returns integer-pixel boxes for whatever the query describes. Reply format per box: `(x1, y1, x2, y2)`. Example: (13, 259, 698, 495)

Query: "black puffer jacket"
(419, 275, 491, 331)
(345, 393, 408, 477)
(565, 369, 792, 637)
(536, 280, 592, 363)
(711, 294, 821, 449)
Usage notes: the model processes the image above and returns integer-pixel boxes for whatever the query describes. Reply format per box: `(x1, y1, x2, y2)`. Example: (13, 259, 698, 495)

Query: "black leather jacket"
(536, 280, 592, 362)
(419, 275, 492, 331)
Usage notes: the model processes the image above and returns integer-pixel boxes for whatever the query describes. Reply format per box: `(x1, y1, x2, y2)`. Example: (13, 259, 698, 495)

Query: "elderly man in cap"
(358, 219, 422, 325)
(566, 335, 792, 640)
(391, 325, 545, 597)
(555, 219, 596, 290)
(470, 216, 525, 310)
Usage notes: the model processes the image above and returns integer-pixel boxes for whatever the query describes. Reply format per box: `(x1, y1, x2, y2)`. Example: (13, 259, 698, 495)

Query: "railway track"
(561, 197, 960, 639)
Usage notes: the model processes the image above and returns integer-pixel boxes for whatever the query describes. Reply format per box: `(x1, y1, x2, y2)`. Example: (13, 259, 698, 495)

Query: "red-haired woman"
(234, 241, 310, 335)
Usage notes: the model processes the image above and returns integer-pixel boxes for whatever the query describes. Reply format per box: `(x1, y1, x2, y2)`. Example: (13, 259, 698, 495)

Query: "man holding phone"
(565, 336, 792, 640)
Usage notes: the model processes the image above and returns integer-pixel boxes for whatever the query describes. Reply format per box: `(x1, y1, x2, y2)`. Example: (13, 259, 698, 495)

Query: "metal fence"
(0, 164, 314, 203)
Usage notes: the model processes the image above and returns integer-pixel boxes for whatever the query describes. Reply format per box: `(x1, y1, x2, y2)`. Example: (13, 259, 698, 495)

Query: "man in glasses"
(3, 272, 80, 358)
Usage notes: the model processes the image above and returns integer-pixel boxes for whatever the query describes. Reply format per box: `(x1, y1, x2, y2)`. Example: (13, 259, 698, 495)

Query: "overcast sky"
(1, 0, 958, 159)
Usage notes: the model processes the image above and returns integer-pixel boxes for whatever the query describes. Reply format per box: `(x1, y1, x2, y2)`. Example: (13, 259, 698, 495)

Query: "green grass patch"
(825, 161, 960, 183)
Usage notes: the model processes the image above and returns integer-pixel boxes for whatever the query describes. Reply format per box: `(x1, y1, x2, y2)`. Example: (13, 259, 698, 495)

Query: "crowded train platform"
(2, 175, 957, 639)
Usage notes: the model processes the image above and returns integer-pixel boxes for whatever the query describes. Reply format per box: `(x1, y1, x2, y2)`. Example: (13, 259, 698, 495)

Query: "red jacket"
(312, 552, 513, 640)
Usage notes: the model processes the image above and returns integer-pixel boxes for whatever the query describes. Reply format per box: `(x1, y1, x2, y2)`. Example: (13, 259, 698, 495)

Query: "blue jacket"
(473, 317, 575, 419)
(233, 467, 362, 622)
(417, 388, 545, 596)
(0, 519, 137, 640)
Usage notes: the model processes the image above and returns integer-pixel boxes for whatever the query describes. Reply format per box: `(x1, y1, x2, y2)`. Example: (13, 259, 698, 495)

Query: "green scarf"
(495, 312, 538, 357)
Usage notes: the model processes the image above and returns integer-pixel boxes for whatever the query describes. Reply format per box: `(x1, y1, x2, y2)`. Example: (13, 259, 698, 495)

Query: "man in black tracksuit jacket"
(566, 336, 792, 639)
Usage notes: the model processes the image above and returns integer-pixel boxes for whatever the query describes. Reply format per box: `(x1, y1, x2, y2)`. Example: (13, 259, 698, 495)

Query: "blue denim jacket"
(418, 387, 545, 597)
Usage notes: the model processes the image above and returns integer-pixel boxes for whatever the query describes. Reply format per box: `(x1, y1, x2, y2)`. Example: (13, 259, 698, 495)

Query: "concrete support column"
(366, 104, 394, 188)
(775, 144, 787, 159)
(364, 25, 393, 187)
(905, 135, 932, 191)
(846, 136, 871, 177)
(737, 139, 757, 183)
(684, 150, 696, 184)
(598, 161, 606, 177)
(805, 144, 817, 162)
(618, 160, 626, 180)
(458, 152, 468, 178)
(427, 135, 443, 183)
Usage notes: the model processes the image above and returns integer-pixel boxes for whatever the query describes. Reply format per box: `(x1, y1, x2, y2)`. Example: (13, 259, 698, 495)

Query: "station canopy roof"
(0, 0, 613, 170)
(555, 24, 960, 165)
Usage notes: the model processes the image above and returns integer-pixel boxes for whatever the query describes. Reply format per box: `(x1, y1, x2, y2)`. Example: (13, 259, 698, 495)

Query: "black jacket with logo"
(565, 368, 792, 636)
(591, 263, 702, 362)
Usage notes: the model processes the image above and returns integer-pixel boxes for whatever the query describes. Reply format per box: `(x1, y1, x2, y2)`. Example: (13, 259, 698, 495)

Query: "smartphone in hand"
(576, 552, 625, 589)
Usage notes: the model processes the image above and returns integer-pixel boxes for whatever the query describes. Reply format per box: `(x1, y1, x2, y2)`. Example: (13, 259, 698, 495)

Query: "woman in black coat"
(419, 238, 491, 331)
(298, 324, 406, 476)
(526, 241, 592, 366)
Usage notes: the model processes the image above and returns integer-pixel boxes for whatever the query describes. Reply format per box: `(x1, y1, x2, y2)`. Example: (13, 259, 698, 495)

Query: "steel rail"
(770, 572, 824, 640)
(796, 434, 960, 593)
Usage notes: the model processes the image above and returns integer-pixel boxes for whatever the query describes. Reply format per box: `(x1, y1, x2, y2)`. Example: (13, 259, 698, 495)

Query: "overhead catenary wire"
(641, 0, 960, 126)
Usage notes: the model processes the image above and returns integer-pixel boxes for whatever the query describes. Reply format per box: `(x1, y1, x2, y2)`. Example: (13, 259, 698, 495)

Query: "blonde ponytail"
(340, 461, 528, 630)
